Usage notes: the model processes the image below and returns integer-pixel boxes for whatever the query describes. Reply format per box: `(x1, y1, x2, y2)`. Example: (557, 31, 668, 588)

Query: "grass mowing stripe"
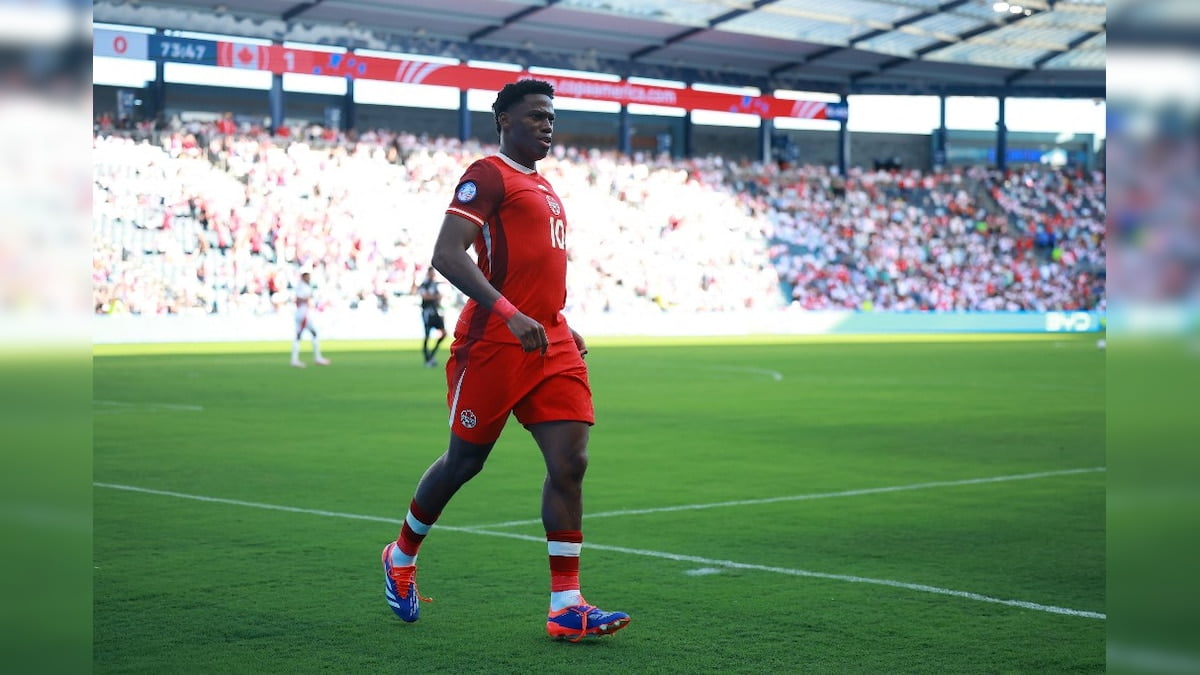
(470, 466, 1107, 529)
(94, 481, 1105, 621)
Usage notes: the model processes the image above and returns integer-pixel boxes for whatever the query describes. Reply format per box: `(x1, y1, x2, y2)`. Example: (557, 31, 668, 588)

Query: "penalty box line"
(94, 481, 1105, 621)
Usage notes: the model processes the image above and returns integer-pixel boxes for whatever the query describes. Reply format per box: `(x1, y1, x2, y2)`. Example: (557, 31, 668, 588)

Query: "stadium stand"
(93, 123, 1104, 317)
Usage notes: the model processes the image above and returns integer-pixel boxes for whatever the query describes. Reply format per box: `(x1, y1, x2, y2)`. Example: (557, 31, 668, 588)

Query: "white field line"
(708, 366, 784, 381)
(470, 467, 1107, 529)
(94, 481, 1105, 621)
(94, 400, 204, 413)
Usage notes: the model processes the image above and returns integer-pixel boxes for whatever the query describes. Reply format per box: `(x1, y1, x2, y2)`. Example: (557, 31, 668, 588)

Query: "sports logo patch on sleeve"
(456, 181, 477, 203)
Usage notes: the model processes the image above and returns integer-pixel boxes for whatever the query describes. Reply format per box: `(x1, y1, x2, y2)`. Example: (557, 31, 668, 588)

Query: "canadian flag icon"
(218, 42, 270, 70)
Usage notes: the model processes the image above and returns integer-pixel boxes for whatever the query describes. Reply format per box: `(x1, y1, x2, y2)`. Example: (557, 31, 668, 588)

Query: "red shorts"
(445, 337, 594, 444)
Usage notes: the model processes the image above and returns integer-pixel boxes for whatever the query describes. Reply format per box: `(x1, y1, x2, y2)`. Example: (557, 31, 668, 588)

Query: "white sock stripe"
(389, 547, 417, 567)
(406, 511, 432, 535)
(549, 590, 583, 611)
(548, 541, 582, 557)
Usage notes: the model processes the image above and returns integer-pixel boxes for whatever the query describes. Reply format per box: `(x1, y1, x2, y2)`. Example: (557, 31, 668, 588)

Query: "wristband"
(493, 296, 518, 321)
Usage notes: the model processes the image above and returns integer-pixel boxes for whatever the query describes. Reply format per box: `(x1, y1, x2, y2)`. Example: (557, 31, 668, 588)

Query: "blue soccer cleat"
(546, 600, 630, 641)
(381, 542, 430, 622)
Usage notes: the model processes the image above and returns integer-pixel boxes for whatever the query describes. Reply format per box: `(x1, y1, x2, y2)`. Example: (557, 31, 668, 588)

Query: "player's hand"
(570, 328, 588, 359)
(506, 312, 549, 354)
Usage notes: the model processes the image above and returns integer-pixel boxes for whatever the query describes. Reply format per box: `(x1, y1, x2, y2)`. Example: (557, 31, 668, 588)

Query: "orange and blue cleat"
(546, 601, 630, 641)
(381, 542, 429, 622)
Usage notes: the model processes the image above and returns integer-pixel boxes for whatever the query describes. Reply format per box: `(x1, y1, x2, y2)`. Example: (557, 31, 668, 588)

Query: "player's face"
(501, 94, 555, 168)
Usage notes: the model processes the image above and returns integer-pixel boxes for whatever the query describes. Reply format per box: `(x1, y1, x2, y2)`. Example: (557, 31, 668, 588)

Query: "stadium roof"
(93, 0, 1105, 98)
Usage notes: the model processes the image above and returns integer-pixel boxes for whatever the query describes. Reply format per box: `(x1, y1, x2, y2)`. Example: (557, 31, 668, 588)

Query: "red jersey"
(446, 153, 572, 344)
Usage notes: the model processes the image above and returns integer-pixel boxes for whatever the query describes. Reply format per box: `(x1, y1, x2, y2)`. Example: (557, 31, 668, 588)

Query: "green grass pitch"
(94, 334, 1105, 673)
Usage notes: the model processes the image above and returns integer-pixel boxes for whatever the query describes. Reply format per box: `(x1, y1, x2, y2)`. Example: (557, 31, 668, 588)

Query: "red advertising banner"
(212, 40, 842, 120)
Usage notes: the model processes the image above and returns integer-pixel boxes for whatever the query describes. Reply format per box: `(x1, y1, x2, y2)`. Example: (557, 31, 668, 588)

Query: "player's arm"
(431, 214, 548, 353)
(570, 328, 588, 359)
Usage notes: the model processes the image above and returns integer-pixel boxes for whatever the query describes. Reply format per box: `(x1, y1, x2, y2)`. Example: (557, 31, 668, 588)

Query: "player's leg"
(530, 421, 629, 640)
(291, 317, 305, 367)
(412, 434, 496, 524)
(429, 325, 446, 364)
(532, 420, 587, 533)
(308, 323, 330, 365)
(532, 420, 588, 613)
(383, 433, 495, 623)
(517, 342, 628, 640)
(421, 322, 433, 365)
(383, 338, 517, 622)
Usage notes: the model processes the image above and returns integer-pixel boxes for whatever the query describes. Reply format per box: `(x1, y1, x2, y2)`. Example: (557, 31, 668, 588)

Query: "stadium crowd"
(92, 120, 1105, 317)
(751, 162, 1105, 311)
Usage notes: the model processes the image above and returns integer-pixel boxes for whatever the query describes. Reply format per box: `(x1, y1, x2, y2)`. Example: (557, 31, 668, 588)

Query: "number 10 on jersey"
(549, 217, 566, 249)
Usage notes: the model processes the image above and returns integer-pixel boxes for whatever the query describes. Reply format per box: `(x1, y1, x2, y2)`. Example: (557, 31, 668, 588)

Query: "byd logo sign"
(1045, 312, 1094, 332)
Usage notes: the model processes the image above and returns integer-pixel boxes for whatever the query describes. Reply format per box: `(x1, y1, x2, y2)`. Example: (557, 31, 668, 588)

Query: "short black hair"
(492, 79, 554, 138)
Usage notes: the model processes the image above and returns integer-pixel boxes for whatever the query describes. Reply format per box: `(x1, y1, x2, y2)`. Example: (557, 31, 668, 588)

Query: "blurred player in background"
(417, 267, 447, 368)
(380, 79, 628, 641)
(291, 271, 330, 368)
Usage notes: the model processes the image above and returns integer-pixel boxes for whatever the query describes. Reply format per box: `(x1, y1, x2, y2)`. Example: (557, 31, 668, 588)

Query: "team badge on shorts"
(456, 181, 477, 203)
(459, 410, 477, 429)
(546, 195, 560, 216)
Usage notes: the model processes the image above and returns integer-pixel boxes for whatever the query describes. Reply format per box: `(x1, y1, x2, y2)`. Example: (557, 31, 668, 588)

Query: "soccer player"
(291, 271, 331, 368)
(381, 79, 629, 641)
(417, 267, 447, 368)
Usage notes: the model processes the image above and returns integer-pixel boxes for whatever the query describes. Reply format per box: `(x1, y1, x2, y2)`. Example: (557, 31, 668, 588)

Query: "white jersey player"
(291, 271, 331, 367)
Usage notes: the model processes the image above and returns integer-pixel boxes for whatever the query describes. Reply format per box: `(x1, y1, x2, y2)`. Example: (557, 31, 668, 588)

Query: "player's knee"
(452, 456, 486, 484)
(551, 448, 588, 486)
(444, 446, 489, 484)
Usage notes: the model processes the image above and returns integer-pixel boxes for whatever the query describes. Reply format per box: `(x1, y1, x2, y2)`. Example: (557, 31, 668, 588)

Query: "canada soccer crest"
(459, 410, 477, 429)
(546, 195, 560, 216)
